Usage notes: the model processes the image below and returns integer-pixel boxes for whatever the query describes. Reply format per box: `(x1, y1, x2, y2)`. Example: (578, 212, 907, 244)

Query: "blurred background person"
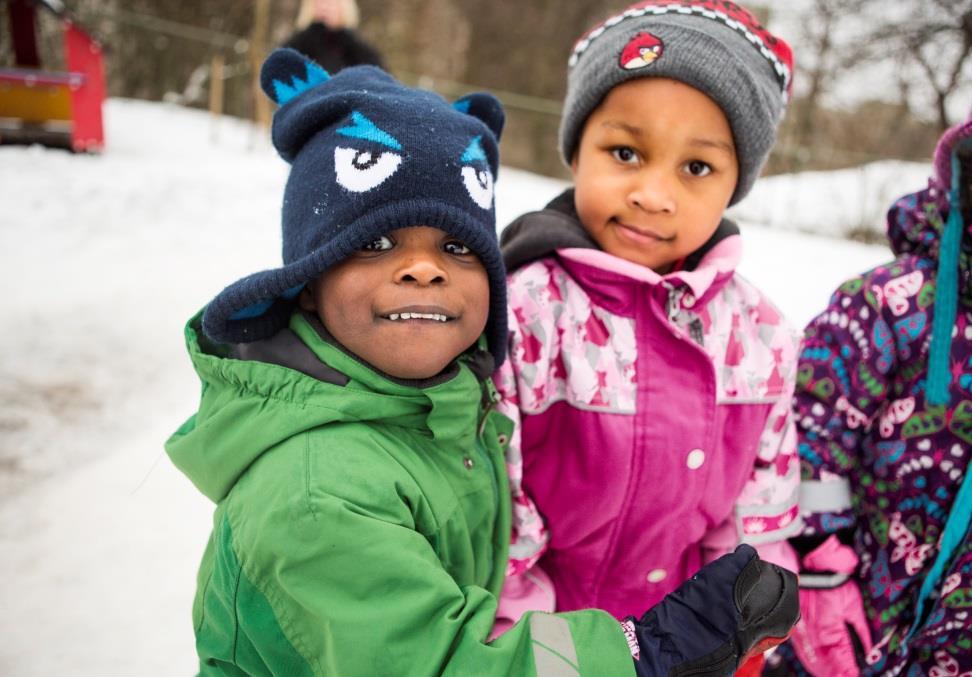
(282, 0, 383, 74)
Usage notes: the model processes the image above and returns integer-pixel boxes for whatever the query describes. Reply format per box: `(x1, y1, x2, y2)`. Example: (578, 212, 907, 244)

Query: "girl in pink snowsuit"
(492, 1, 803, 637)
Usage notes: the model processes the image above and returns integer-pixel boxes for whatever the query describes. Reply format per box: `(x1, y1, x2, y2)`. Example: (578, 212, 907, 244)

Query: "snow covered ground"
(728, 160, 931, 240)
(0, 99, 917, 675)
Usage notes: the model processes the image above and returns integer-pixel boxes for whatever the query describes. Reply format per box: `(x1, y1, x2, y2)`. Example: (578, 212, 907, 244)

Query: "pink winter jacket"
(492, 195, 802, 625)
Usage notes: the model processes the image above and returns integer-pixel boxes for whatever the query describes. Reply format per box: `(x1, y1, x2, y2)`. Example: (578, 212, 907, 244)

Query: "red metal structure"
(0, 0, 106, 151)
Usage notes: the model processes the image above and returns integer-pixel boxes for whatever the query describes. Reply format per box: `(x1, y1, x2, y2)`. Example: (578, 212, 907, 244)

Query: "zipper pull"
(477, 398, 497, 438)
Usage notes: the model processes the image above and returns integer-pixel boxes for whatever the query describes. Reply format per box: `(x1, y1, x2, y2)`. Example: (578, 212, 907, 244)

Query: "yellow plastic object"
(0, 80, 73, 122)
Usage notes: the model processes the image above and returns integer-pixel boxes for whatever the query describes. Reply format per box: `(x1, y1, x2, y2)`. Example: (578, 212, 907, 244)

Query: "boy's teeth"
(387, 312, 449, 322)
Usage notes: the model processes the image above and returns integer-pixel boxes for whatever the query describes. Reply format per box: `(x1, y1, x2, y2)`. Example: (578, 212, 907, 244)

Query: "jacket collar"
(168, 312, 490, 504)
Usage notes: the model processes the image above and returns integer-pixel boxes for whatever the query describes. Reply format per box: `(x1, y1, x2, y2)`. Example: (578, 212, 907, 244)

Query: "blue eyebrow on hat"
(461, 136, 486, 163)
(336, 112, 402, 150)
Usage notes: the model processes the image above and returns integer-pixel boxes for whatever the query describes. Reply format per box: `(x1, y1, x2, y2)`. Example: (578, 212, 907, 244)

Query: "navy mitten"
(625, 544, 799, 677)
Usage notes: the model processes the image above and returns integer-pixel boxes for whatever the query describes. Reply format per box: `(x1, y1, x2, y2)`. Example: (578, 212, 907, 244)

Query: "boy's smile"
(571, 77, 738, 274)
(300, 226, 489, 380)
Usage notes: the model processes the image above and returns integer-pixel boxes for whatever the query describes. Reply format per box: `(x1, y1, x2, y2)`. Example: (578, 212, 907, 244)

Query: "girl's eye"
(686, 160, 712, 177)
(611, 147, 638, 164)
(444, 240, 473, 256)
(360, 235, 394, 252)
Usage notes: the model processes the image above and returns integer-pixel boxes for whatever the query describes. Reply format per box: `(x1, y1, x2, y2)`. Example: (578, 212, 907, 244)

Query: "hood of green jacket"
(166, 311, 492, 503)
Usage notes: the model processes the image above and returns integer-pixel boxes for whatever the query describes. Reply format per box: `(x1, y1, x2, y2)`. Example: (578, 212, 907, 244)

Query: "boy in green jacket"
(166, 47, 798, 676)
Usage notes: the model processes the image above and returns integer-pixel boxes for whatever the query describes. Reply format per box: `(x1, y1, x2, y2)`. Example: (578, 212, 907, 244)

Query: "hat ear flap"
(260, 47, 331, 105)
(453, 92, 505, 142)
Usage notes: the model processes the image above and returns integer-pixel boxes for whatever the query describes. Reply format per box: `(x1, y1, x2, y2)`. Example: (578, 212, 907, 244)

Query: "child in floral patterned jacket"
(776, 113, 972, 676)
(491, 2, 803, 662)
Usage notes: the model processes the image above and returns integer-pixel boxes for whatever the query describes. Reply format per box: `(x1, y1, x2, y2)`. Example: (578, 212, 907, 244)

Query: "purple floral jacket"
(794, 118, 972, 675)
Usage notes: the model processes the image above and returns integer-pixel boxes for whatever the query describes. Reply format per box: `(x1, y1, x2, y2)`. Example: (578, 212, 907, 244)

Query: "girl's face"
(571, 77, 738, 274)
(300, 226, 489, 379)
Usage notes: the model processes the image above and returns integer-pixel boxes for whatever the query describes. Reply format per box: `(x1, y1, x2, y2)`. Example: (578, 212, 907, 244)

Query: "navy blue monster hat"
(202, 48, 508, 365)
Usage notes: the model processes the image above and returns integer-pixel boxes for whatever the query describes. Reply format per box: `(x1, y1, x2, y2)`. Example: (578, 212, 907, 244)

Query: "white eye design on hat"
(334, 147, 402, 192)
(334, 111, 404, 193)
(460, 136, 494, 210)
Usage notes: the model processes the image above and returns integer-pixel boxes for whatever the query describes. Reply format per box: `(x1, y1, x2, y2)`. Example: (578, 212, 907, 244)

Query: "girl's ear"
(453, 92, 505, 142)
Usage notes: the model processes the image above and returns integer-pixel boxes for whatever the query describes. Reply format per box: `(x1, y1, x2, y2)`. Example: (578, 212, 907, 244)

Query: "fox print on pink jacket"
(493, 191, 802, 623)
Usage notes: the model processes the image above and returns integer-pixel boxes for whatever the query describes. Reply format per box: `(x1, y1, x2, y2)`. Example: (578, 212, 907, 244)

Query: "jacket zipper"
(476, 400, 500, 520)
(476, 392, 500, 584)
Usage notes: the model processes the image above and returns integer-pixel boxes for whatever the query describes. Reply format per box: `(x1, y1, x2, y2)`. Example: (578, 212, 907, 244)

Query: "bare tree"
(910, 0, 972, 130)
(840, 0, 972, 131)
(792, 0, 858, 150)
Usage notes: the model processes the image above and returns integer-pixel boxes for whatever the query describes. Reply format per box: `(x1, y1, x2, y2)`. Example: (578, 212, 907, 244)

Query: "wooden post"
(250, 0, 271, 130)
(209, 53, 225, 141)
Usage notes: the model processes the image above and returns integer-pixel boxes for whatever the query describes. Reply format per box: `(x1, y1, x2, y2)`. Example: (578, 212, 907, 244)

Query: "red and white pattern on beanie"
(569, 0, 793, 102)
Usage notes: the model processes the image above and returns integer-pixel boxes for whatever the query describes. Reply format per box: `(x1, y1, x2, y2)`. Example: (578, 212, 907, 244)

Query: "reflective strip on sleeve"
(736, 490, 804, 544)
(735, 493, 799, 518)
(800, 479, 853, 514)
(529, 613, 581, 676)
(799, 571, 851, 589)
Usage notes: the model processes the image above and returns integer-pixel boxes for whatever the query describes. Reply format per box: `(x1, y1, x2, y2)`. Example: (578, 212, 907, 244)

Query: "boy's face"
(300, 226, 490, 380)
(571, 77, 738, 274)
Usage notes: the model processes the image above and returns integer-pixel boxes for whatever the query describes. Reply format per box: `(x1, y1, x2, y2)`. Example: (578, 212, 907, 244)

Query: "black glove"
(625, 544, 799, 677)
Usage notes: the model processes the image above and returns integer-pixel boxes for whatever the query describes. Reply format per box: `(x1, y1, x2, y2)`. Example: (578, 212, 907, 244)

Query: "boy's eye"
(610, 147, 639, 164)
(444, 240, 473, 256)
(360, 235, 394, 252)
(685, 160, 712, 177)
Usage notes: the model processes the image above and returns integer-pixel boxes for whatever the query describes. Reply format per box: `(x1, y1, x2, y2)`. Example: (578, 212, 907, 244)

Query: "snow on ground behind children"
(0, 99, 911, 675)
(728, 160, 932, 240)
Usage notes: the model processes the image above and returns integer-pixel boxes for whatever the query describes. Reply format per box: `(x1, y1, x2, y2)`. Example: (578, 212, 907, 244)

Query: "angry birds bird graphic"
(619, 32, 664, 70)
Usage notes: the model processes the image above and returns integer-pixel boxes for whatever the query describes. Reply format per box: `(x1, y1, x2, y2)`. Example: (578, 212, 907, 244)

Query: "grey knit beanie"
(560, 0, 793, 205)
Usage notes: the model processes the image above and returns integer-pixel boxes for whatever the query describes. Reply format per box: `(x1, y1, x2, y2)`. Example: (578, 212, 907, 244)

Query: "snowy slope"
(728, 160, 931, 239)
(0, 99, 901, 675)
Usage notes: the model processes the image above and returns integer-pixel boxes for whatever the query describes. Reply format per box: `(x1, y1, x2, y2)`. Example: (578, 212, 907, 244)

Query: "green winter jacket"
(166, 311, 635, 676)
